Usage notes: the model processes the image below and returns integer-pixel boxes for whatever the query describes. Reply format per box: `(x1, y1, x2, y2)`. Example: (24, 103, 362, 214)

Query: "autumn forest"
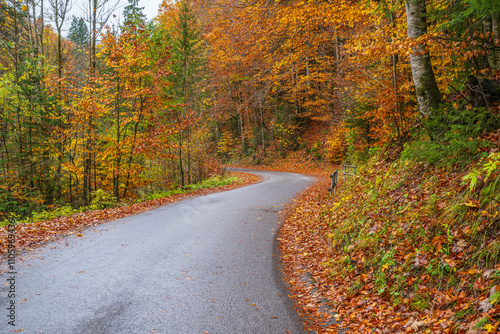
(2, 0, 500, 331)
(0, 0, 498, 215)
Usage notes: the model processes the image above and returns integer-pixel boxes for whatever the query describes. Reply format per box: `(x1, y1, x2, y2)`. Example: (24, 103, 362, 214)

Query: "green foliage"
(273, 121, 299, 153)
(143, 175, 238, 201)
(373, 249, 396, 294)
(344, 104, 378, 148)
(24, 205, 80, 224)
(411, 292, 432, 311)
(474, 316, 491, 329)
(306, 141, 324, 161)
(0, 190, 24, 217)
(401, 104, 498, 167)
(89, 189, 118, 210)
(343, 104, 382, 163)
(143, 188, 184, 201)
(490, 291, 500, 305)
(401, 138, 483, 167)
(463, 152, 500, 190)
(68, 17, 89, 46)
(186, 175, 237, 189)
(123, 0, 146, 25)
(0, 54, 60, 216)
(464, 0, 500, 15)
(169, 0, 205, 107)
(463, 152, 500, 209)
(427, 104, 498, 139)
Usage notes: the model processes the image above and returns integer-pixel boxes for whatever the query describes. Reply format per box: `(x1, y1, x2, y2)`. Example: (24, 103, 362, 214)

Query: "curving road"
(1, 168, 315, 334)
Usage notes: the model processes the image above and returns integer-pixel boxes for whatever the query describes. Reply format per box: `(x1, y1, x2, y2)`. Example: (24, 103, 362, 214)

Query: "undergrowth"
(400, 105, 499, 168)
(324, 149, 500, 332)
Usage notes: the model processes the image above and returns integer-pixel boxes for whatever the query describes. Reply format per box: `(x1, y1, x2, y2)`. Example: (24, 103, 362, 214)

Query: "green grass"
(143, 175, 239, 201)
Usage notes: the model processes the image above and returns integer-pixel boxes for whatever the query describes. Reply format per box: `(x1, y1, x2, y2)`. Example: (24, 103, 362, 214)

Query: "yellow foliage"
(217, 131, 234, 156)
(326, 126, 347, 164)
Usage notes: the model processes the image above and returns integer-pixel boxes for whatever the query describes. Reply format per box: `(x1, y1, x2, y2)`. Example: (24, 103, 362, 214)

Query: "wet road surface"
(1, 168, 315, 334)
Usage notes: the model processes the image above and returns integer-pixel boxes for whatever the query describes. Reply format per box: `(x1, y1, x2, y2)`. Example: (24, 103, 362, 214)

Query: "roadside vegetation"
(0, 172, 259, 254)
(274, 137, 500, 333)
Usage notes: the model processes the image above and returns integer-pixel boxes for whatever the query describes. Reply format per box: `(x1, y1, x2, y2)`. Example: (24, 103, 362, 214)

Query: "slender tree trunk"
(30, 0, 39, 56)
(1, 126, 10, 178)
(83, 117, 92, 205)
(123, 117, 140, 199)
(26, 2, 35, 54)
(405, 0, 441, 116)
(492, 14, 500, 71)
(40, 0, 45, 61)
(238, 110, 245, 149)
(114, 84, 121, 200)
(12, 0, 25, 188)
(390, 12, 403, 139)
(187, 136, 191, 185)
(91, 0, 97, 73)
(392, 54, 402, 138)
(260, 105, 266, 156)
(52, 0, 69, 202)
(123, 96, 145, 199)
(178, 130, 184, 187)
(83, 0, 98, 205)
(93, 150, 97, 194)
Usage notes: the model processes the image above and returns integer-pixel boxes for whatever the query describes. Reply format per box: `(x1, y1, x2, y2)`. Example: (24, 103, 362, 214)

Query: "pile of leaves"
(279, 178, 341, 332)
(0, 172, 260, 257)
(280, 152, 500, 333)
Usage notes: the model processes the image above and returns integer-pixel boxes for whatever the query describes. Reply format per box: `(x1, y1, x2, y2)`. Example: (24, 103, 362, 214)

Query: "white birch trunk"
(405, 0, 442, 117)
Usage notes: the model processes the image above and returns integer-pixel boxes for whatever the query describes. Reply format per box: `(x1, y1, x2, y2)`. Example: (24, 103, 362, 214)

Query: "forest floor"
(0, 172, 260, 257)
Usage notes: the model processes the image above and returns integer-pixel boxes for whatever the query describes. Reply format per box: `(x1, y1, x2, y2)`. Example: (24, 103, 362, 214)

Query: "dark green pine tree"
(169, 0, 206, 187)
(68, 17, 89, 46)
(172, 0, 204, 107)
(123, 0, 146, 25)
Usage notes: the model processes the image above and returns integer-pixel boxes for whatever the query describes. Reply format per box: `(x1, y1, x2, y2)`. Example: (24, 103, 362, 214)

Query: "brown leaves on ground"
(280, 178, 342, 333)
(278, 158, 500, 333)
(0, 172, 260, 257)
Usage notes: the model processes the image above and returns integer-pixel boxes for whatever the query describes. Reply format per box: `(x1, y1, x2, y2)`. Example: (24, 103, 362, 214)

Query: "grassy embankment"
(279, 151, 500, 333)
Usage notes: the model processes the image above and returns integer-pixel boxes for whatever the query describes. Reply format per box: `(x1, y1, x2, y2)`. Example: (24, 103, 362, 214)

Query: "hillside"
(275, 148, 500, 333)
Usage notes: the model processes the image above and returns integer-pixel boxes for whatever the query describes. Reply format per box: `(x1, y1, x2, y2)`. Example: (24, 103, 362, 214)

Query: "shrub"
(401, 104, 498, 167)
(89, 189, 117, 210)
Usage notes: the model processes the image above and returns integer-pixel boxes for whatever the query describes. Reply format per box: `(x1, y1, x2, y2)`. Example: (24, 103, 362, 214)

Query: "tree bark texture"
(405, 0, 442, 116)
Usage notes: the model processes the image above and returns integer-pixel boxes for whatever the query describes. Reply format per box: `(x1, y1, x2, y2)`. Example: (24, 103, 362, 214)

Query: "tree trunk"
(405, 0, 441, 117)
(492, 14, 500, 71)
(40, 0, 45, 61)
(178, 130, 185, 187)
(482, 16, 500, 70)
(260, 105, 266, 156)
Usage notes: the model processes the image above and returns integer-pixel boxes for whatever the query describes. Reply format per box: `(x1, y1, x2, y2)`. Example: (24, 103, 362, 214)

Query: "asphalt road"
(1, 168, 315, 334)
